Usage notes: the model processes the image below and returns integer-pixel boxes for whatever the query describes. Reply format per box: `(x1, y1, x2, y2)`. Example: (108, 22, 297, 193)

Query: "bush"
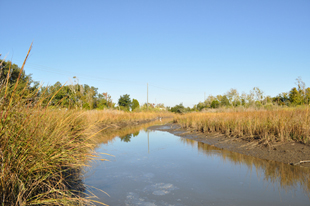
(211, 100, 220, 108)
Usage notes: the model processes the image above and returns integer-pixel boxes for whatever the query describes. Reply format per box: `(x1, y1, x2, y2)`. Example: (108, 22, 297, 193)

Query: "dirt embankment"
(95, 117, 172, 132)
(148, 123, 310, 168)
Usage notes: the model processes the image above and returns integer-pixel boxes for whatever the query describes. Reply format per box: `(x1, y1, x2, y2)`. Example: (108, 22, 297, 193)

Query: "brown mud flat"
(148, 123, 310, 168)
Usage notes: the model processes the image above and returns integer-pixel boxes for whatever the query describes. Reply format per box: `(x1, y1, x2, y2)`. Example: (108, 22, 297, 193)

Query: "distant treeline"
(2, 59, 309, 113)
(0, 60, 117, 110)
(0, 59, 166, 112)
(170, 78, 310, 113)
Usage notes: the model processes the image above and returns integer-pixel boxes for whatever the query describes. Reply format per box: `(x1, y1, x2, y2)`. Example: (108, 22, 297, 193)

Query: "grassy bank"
(0, 108, 170, 205)
(82, 109, 172, 125)
(1, 103, 170, 205)
(173, 107, 310, 143)
(0, 47, 172, 205)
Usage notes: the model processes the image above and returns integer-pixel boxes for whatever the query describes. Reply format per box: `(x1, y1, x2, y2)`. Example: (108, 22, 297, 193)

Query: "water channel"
(84, 123, 310, 206)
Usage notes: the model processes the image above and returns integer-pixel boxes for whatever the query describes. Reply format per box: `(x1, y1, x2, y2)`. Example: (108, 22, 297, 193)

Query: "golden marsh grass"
(174, 108, 310, 143)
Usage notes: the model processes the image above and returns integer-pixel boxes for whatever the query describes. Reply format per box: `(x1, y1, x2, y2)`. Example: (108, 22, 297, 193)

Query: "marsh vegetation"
(1, 45, 309, 205)
(174, 107, 310, 144)
(0, 46, 171, 205)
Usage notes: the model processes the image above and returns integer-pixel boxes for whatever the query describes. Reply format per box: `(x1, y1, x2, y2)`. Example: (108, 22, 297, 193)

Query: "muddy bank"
(93, 117, 173, 140)
(148, 123, 310, 168)
(96, 117, 168, 131)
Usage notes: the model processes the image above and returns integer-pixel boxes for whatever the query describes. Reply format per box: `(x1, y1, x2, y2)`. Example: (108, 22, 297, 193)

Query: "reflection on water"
(92, 118, 172, 145)
(85, 126, 310, 206)
(180, 138, 310, 195)
(119, 131, 141, 142)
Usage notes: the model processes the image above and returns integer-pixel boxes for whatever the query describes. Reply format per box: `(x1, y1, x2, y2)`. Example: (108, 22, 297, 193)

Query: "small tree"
(226, 88, 239, 106)
(221, 95, 230, 107)
(253, 87, 264, 104)
(131, 99, 140, 111)
(305, 88, 310, 104)
(170, 103, 185, 113)
(196, 102, 206, 111)
(211, 100, 220, 108)
(118, 94, 132, 111)
(289, 87, 302, 105)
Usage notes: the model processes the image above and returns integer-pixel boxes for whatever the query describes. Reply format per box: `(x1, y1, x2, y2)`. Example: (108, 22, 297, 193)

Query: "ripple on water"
(143, 183, 178, 196)
(125, 192, 156, 206)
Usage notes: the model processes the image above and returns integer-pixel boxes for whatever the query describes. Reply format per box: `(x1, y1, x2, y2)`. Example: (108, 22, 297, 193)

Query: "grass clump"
(0, 45, 104, 205)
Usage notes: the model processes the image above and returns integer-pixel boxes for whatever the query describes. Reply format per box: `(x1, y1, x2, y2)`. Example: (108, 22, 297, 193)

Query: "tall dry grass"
(174, 108, 310, 143)
(82, 109, 173, 126)
(0, 45, 172, 205)
(0, 45, 104, 205)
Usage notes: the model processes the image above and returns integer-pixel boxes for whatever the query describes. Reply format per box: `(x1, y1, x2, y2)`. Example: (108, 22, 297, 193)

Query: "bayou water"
(84, 126, 310, 206)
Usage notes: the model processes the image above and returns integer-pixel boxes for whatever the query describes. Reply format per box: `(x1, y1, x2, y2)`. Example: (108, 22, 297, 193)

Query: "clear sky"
(1, 0, 310, 107)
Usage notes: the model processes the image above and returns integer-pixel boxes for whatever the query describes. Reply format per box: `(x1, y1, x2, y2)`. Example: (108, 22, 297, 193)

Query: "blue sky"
(1, 0, 310, 107)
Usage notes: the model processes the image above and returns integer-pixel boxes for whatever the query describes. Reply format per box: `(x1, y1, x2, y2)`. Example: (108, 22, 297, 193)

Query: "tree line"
(2, 59, 309, 113)
(0, 60, 143, 111)
(169, 77, 310, 113)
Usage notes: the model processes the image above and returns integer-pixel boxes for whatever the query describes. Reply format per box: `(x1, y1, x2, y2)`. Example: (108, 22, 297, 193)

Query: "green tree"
(0, 59, 39, 96)
(118, 94, 132, 111)
(240, 92, 247, 106)
(226, 88, 239, 107)
(170, 103, 185, 113)
(305, 88, 310, 104)
(273, 92, 289, 106)
(216, 95, 223, 103)
(296, 76, 306, 103)
(96, 93, 108, 109)
(253, 87, 264, 103)
(204, 95, 215, 108)
(289, 87, 302, 105)
(211, 100, 220, 108)
(131, 99, 140, 111)
(221, 95, 230, 106)
(196, 102, 206, 111)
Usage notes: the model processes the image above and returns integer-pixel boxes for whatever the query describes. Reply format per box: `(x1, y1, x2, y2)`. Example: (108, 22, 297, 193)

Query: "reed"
(174, 108, 310, 143)
(81, 109, 173, 126)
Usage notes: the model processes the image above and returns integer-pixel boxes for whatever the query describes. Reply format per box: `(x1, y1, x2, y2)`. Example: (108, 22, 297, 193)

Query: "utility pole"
(147, 83, 149, 110)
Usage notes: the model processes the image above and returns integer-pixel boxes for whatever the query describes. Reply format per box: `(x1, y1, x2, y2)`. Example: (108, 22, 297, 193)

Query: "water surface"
(85, 128, 310, 206)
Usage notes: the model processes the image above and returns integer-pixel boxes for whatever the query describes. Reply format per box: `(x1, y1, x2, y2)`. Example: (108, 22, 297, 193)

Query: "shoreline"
(95, 117, 172, 131)
(148, 123, 310, 168)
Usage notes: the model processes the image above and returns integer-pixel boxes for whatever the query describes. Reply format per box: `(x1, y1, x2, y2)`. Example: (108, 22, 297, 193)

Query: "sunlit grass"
(174, 108, 310, 143)
(82, 109, 173, 126)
